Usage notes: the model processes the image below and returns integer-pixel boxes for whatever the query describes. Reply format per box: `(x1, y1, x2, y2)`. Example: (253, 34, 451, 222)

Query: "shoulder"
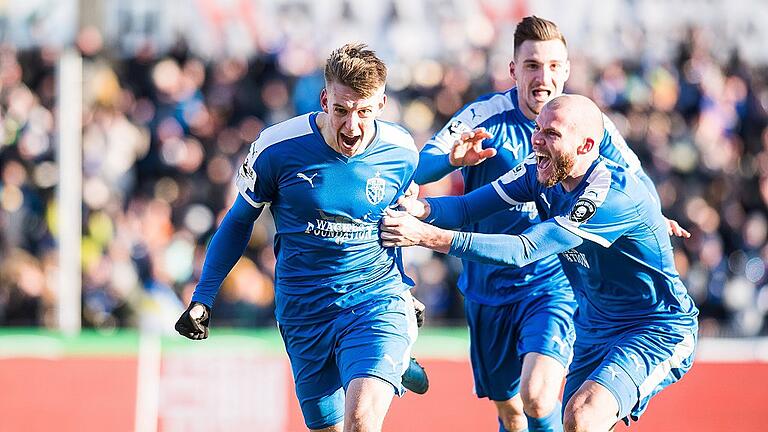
(582, 160, 639, 216)
(456, 89, 518, 129)
(378, 120, 418, 154)
(378, 121, 419, 168)
(251, 113, 315, 155)
(600, 113, 642, 172)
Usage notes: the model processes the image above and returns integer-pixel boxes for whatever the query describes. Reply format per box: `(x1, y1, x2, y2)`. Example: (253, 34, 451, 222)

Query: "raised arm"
(415, 129, 496, 184)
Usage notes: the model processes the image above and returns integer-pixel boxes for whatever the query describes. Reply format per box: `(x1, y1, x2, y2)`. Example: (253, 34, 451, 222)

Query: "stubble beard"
(539, 152, 575, 188)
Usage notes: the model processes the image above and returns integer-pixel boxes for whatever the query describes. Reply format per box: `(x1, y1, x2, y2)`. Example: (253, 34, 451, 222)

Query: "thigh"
(335, 291, 417, 396)
(596, 327, 697, 423)
(344, 377, 396, 431)
(279, 321, 345, 430)
(464, 299, 523, 401)
(517, 290, 576, 369)
(562, 339, 607, 413)
(567, 326, 697, 426)
(564, 379, 620, 432)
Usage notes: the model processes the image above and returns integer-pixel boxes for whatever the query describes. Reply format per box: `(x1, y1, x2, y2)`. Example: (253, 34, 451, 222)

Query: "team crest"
(365, 172, 386, 205)
(569, 198, 596, 223)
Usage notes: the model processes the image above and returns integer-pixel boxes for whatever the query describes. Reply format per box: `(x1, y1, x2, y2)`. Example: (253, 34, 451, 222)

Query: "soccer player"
(381, 94, 699, 432)
(413, 16, 686, 432)
(175, 43, 424, 432)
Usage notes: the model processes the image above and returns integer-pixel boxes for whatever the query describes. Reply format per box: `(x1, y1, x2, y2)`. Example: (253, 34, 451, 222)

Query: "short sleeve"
(490, 153, 539, 205)
(236, 138, 277, 208)
(553, 166, 639, 247)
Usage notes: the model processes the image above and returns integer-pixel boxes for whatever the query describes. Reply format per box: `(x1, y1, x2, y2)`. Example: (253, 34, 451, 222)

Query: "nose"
(344, 112, 361, 134)
(532, 130, 544, 149)
(540, 66, 553, 84)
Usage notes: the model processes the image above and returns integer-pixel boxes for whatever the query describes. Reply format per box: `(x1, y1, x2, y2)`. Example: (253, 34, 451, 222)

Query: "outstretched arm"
(381, 215, 582, 267)
(450, 220, 582, 266)
(396, 183, 511, 229)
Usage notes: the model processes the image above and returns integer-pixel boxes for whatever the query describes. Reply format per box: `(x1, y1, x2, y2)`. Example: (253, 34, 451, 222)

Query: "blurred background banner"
(0, 0, 767, 431)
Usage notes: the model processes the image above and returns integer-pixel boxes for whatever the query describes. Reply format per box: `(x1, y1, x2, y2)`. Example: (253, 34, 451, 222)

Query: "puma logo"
(297, 172, 318, 188)
(552, 335, 567, 355)
(383, 354, 398, 370)
(607, 365, 619, 381)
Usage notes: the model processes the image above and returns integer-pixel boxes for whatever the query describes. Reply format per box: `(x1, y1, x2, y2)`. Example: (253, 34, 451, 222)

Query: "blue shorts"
(563, 325, 697, 425)
(465, 289, 576, 401)
(278, 291, 417, 430)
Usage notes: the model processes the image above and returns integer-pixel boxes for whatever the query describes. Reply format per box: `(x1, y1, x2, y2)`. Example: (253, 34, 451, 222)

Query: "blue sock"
(499, 417, 528, 432)
(526, 401, 563, 432)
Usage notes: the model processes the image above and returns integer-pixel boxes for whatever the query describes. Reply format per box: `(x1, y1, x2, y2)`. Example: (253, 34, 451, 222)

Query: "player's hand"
(665, 217, 691, 238)
(449, 128, 496, 167)
(403, 181, 419, 199)
(412, 295, 426, 328)
(381, 208, 430, 247)
(175, 302, 211, 340)
(396, 194, 431, 220)
(396, 181, 430, 218)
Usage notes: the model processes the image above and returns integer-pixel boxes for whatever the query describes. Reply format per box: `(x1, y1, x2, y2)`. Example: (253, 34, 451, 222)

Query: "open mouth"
(339, 133, 361, 151)
(532, 89, 551, 101)
(536, 152, 552, 171)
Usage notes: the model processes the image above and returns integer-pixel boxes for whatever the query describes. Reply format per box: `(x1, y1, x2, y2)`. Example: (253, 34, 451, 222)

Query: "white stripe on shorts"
(638, 332, 695, 400)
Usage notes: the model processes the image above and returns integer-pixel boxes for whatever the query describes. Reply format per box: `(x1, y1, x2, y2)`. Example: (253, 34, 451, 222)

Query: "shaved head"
(532, 94, 605, 190)
(543, 94, 604, 147)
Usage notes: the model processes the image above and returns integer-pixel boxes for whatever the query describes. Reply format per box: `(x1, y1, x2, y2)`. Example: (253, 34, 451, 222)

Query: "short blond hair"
(324, 43, 387, 98)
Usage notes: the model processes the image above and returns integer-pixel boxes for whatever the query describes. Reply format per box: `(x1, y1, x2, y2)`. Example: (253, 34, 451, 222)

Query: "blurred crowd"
(1, 2, 768, 337)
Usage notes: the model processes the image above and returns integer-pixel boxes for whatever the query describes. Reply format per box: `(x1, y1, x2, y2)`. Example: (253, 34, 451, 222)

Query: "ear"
(509, 60, 517, 82)
(563, 59, 572, 82)
(320, 88, 329, 113)
(578, 137, 595, 155)
(379, 93, 387, 112)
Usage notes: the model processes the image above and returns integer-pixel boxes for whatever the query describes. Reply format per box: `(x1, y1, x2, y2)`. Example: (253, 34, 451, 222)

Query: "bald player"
(381, 94, 698, 431)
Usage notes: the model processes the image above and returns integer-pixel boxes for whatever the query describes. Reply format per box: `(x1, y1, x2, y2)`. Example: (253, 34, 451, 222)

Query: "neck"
(561, 154, 597, 192)
(516, 92, 537, 121)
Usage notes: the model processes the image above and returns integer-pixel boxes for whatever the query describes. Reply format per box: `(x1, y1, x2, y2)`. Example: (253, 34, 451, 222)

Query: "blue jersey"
(419, 87, 648, 305)
(236, 112, 418, 324)
(490, 155, 698, 340)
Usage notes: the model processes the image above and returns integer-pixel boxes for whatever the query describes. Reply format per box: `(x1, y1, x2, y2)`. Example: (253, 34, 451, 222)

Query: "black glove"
(175, 302, 211, 340)
(412, 295, 426, 328)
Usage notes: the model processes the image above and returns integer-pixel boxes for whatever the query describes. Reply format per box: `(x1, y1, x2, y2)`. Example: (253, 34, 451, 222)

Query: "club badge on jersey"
(366, 172, 386, 205)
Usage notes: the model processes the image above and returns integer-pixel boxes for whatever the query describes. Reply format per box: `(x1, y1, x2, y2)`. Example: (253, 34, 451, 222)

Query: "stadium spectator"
(0, 3, 766, 338)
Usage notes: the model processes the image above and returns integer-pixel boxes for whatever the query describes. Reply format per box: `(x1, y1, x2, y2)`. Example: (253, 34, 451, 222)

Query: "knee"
(562, 403, 600, 432)
(519, 385, 559, 418)
(520, 392, 558, 418)
(345, 408, 378, 432)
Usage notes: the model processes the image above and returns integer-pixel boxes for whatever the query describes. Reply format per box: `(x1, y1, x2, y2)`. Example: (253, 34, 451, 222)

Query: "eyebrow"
(332, 103, 373, 110)
(542, 127, 562, 137)
(522, 59, 564, 64)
